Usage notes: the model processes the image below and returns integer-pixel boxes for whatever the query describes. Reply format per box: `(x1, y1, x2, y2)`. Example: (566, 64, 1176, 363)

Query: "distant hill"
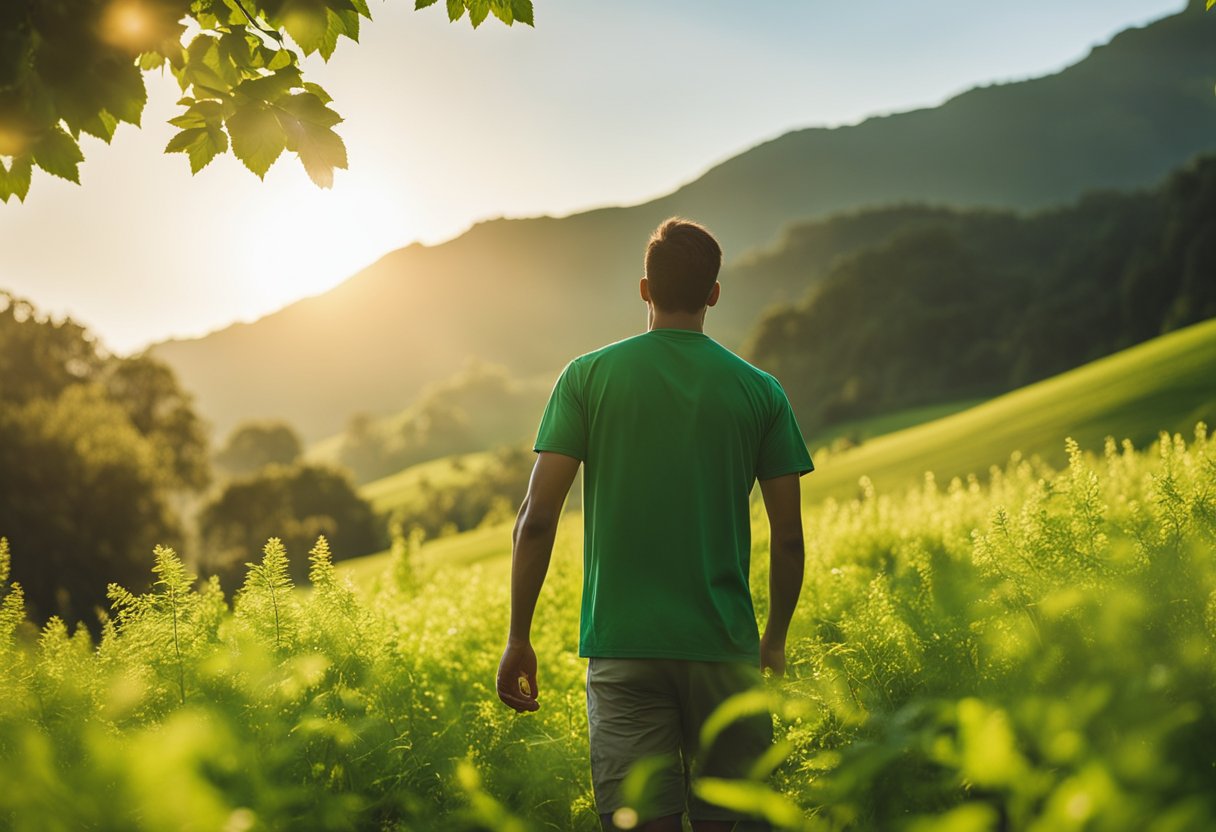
(153, 2, 1216, 440)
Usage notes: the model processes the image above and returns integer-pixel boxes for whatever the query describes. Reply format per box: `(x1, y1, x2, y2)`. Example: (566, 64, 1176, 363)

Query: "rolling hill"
(337, 317, 1216, 584)
(154, 2, 1216, 441)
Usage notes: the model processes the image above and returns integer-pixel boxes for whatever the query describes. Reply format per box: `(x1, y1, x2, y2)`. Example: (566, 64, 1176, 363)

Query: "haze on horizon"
(0, 0, 1185, 355)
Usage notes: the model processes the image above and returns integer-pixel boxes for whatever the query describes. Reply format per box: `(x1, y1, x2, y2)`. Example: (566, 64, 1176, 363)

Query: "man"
(496, 217, 813, 831)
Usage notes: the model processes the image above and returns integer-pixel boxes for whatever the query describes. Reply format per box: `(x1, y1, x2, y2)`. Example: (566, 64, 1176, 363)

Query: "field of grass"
(802, 398, 987, 452)
(4, 324, 1215, 830)
(4, 422, 1214, 830)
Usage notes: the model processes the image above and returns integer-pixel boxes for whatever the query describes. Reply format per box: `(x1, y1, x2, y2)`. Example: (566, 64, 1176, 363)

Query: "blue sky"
(0, 0, 1187, 352)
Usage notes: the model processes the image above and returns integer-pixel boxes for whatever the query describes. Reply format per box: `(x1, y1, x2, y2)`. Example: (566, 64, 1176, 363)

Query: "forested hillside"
(746, 155, 1216, 433)
(151, 2, 1216, 440)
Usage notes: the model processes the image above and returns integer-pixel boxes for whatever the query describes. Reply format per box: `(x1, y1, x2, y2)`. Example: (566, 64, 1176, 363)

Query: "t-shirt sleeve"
(533, 361, 588, 460)
(756, 379, 814, 480)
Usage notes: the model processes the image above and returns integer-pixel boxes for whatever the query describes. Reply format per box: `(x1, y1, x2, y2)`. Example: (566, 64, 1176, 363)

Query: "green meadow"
(3, 348, 1214, 828)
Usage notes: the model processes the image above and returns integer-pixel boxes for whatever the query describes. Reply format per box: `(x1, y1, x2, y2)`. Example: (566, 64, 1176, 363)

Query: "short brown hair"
(644, 217, 722, 313)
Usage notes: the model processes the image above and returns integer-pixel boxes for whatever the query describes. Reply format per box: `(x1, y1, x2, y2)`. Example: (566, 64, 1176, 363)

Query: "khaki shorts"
(585, 657, 774, 828)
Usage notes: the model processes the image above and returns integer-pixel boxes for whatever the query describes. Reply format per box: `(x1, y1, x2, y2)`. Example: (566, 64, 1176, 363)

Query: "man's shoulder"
(568, 333, 651, 368)
(704, 341, 784, 393)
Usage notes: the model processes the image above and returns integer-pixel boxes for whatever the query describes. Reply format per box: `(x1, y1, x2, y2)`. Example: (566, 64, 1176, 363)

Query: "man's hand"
(760, 630, 786, 678)
(496, 638, 540, 712)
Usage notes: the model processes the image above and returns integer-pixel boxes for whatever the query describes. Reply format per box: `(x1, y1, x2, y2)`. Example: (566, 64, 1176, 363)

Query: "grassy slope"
(805, 317, 1216, 502)
(803, 398, 987, 453)
(338, 319, 1216, 586)
(358, 450, 498, 515)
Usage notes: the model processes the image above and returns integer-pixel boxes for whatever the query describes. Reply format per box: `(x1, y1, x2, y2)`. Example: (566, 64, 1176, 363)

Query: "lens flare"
(0, 125, 29, 158)
(99, 0, 157, 51)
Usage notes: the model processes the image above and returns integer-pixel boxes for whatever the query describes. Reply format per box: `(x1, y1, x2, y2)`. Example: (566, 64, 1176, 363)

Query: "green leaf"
(165, 125, 229, 173)
(169, 100, 227, 130)
(415, 0, 440, 7)
(699, 689, 777, 752)
(468, 0, 489, 27)
(303, 82, 333, 104)
(511, 0, 533, 26)
(906, 804, 1000, 832)
(91, 59, 148, 127)
(139, 51, 166, 70)
(184, 35, 235, 96)
(227, 103, 286, 178)
(489, 0, 512, 25)
(279, 92, 342, 128)
(318, 8, 361, 60)
(620, 754, 680, 818)
(0, 155, 33, 203)
(294, 121, 347, 188)
(692, 779, 804, 829)
(32, 127, 83, 184)
(80, 109, 120, 143)
(280, 0, 331, 55)
(267, 49, 295, 71)
(238, 67, 304, 103)
(446, 0, 465, 22)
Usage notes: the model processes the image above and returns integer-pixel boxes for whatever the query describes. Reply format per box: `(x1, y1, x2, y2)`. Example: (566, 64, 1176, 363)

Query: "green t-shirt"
(534, 327, 814, 663)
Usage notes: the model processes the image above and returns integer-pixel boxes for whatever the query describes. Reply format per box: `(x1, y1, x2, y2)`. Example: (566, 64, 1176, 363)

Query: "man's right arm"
(758, 473, 806, 677)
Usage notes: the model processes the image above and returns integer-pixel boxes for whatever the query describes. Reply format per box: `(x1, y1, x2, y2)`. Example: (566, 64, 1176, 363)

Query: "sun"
(236, 171, 416, 311)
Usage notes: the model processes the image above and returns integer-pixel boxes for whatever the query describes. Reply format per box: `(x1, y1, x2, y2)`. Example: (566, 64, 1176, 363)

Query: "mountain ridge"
(152, 2, 1216, 440)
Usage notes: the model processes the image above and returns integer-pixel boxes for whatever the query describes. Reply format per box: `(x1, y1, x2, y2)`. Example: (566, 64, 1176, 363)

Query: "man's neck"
(647, 308, 707, 333)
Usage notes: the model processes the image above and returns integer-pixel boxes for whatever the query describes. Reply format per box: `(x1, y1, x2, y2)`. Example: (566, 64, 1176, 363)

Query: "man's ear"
(706, 282, 721, 308)
(640, 277, 651, 303)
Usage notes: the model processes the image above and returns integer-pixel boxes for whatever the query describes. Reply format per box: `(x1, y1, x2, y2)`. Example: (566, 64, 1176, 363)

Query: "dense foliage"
(1, 426, 1212, 829)
(0, 292, 210, 626)
(747, 156, 1216, 434)
(199, 462, 382, 590)
(0, 0, 533, 201)
(215, 420, 304, 477)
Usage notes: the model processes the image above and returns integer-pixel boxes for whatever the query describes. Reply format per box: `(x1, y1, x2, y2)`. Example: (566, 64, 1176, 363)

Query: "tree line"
(0, 295, 380, 628)
(746, 155, 1216, 433)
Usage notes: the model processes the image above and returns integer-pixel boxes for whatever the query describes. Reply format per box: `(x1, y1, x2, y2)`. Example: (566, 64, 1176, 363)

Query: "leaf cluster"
(0, 0, 533, 201)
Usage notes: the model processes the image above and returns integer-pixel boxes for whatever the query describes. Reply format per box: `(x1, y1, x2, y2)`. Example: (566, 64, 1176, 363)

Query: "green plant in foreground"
(0, 538, 25, 654)
(0, 426, 1212, 830)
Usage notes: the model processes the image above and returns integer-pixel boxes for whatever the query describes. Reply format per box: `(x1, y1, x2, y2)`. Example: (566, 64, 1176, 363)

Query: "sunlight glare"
(99, 0, 154, 49)
(237, 174, 412, 312)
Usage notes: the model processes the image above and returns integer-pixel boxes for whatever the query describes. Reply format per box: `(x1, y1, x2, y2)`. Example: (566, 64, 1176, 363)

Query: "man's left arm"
(496, 450, 581, 713)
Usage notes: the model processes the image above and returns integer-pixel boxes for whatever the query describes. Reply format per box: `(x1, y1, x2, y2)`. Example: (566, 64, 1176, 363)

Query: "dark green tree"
(0, 292, 103, 405)
(0, 293, 211, 629)
(214, 420, 303, 477)
(199, 463, 382, 589)
(0, 385, 180, 627)
(104, 354, 212, 490)
(0, 0, 534, 202)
